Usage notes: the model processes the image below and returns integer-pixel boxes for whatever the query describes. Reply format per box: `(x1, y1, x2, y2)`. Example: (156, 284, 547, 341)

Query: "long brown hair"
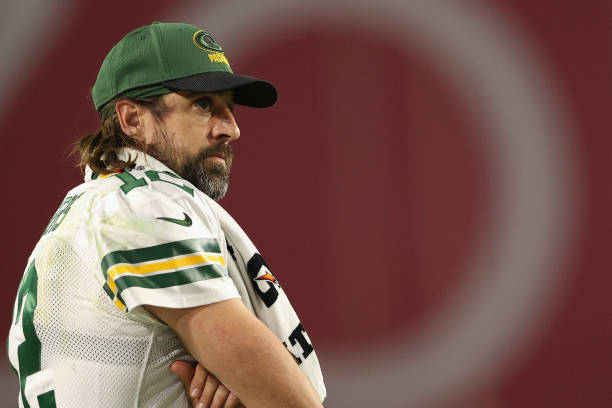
(72, 95, 168, 175)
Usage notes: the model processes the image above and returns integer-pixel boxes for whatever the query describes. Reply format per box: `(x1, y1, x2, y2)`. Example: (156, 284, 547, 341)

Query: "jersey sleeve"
(91, 181, 240, 316)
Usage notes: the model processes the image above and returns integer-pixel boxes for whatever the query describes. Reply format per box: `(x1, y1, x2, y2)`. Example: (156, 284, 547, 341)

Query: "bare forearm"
(188, 316, 319, 407)
(147, 300, 322, 408)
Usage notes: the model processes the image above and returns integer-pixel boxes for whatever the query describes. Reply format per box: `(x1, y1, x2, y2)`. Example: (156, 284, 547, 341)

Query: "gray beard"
(147, 127, 232, 201)
(179, 153, 230, 201)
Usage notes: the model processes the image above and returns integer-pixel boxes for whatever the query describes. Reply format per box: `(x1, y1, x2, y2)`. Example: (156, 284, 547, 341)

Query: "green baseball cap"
(92, 22, 278, 112)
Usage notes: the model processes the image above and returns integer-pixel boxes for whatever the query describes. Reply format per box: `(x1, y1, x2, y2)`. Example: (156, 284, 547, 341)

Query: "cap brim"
(162, 71, 277, 108)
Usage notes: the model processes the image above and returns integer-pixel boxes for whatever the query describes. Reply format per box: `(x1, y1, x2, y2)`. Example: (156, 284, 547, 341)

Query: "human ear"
(116, 100, 144, 139)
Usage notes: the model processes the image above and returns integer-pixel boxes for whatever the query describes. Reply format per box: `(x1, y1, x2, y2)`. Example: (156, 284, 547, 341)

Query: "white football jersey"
(7, 151, 244, 407)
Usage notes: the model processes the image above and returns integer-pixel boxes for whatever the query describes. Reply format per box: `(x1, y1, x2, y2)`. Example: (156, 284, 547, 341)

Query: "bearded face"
(147, 124, 234, 201)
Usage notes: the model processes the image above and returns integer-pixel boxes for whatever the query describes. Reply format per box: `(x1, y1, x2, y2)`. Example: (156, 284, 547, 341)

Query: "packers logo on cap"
(193, 30, 223, 52)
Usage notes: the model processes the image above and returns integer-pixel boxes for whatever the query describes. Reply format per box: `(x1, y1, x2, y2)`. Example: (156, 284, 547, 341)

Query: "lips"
(206, 156, 226, 166)
(201, 144, 233, 169)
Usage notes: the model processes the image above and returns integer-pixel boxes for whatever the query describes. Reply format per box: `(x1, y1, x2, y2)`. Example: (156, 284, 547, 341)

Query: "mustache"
(199, 144, 233, 161)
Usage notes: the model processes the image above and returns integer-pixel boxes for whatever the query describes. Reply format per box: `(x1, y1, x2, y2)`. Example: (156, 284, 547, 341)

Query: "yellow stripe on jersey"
(106, 253, 225, 293)
(101, 238, 225, 312)
(114, 297, 127, 312)
(100, 171, 121, 179)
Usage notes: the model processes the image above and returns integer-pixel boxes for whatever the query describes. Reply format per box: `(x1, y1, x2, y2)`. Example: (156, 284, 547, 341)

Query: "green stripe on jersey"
(37, 390, 57, 407)
(101, 237, 221, 278)
(102, 282, 114, 299)
(10, 262, 57, 407)
(114, 264, 225, 295)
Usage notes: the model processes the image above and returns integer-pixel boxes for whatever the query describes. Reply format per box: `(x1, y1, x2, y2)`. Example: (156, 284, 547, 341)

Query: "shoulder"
(85, 168, 223, 255)
(87, 169, 213, 222)
(90, 168, 194, 205)
(86, 170, 237, 314)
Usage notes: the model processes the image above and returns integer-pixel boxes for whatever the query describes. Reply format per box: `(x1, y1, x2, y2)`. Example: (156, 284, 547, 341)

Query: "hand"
(171, 360, 245, 408)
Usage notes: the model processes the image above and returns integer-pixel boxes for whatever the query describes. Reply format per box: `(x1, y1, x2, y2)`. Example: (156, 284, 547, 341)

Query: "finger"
(224, 393, 241, 408)
(199, 373, 219, 407)
(190, 364, 208, 400)
(170, 360, 196, 390)
(210, 384, 230, 408)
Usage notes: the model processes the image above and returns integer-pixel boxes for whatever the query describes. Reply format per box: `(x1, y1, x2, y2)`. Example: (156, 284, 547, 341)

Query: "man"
(7, 22, 326, 407)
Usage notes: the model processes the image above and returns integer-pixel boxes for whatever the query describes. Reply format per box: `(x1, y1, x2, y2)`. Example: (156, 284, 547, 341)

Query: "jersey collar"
(84, 148, 175, 182)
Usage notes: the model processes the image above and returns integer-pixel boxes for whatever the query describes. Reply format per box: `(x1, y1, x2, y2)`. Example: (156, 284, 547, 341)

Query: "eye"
(194, 97, 212, 112)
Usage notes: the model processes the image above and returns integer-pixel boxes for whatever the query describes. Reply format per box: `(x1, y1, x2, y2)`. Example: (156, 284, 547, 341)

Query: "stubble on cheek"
(145, 124, 234, 200)
(146, 127, 184, 173)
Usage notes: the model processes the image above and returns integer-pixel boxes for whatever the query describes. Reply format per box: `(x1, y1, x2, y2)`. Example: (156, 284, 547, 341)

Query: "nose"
(211, 105, 240, 142)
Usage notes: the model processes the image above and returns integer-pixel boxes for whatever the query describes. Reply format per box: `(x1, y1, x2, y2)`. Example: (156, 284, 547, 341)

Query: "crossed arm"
(172, 361, 243, 408)
(145, 299, 322, 408)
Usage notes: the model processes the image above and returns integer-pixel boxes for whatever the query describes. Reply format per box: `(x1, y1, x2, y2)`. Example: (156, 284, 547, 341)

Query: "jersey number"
(43, 193, 83, 235)
(114, 170, 194, 196)
(8, 262, 57, 407)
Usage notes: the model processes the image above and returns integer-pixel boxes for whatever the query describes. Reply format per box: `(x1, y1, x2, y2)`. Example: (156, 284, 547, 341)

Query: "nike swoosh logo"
(157, 212, 192, 227)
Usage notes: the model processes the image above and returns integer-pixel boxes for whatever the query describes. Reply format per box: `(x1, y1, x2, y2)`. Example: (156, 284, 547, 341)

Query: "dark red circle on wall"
(223, 22, 488, 350)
